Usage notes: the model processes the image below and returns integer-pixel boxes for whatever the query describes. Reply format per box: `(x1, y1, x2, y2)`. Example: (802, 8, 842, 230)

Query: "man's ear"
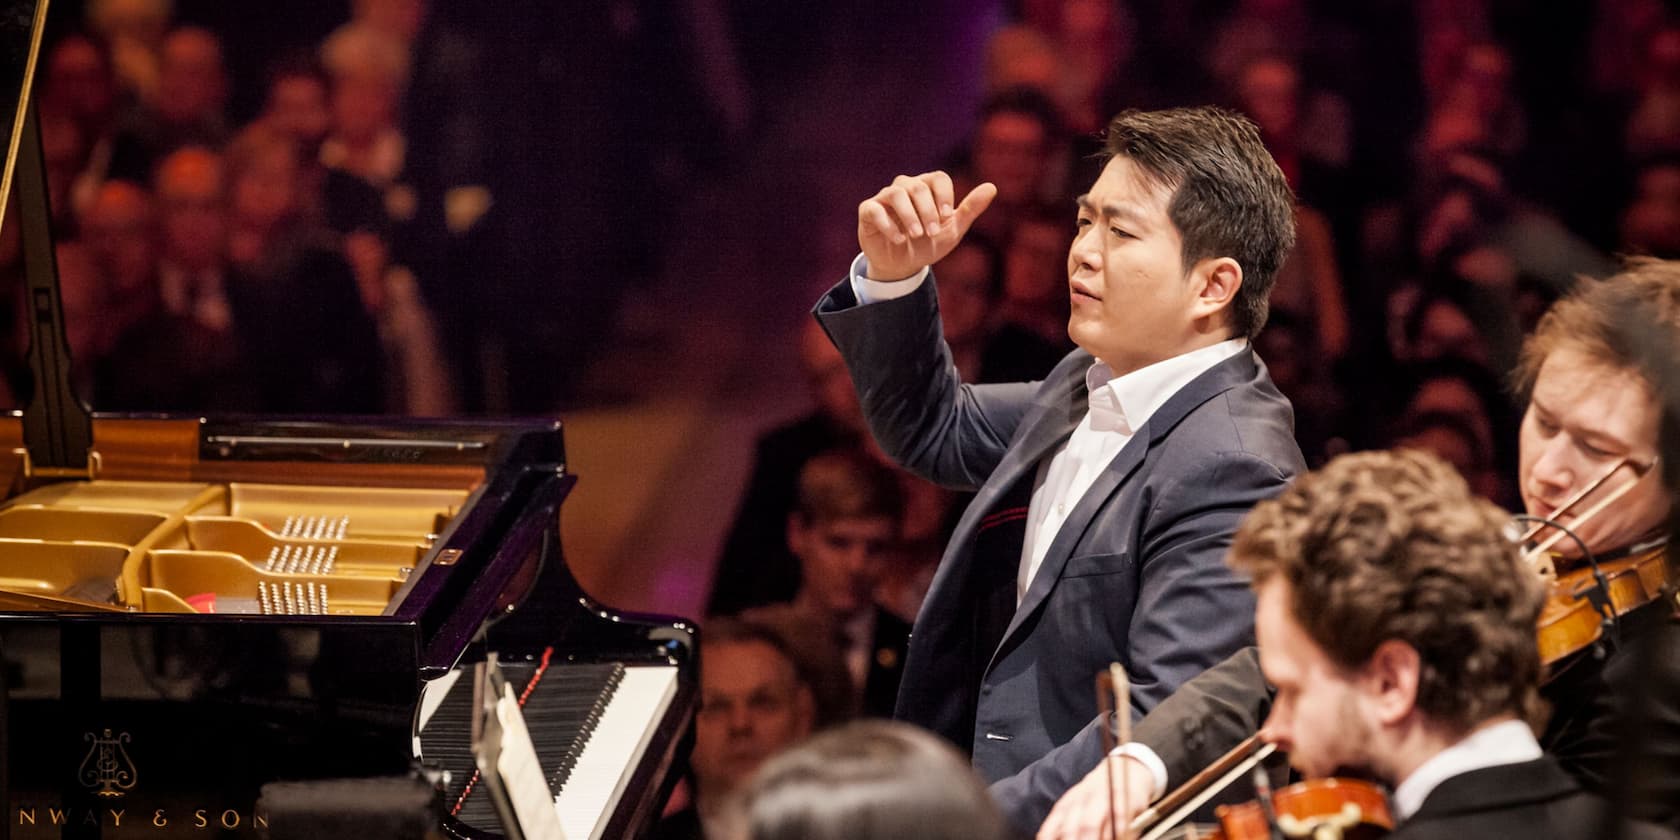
(1189, 256, 1244, 326)
(1363, 639, 1423, 727)
(786, 513, 811, 560)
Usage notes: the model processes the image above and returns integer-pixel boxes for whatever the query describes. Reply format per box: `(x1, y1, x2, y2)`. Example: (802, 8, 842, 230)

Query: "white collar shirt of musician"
(1016, 339, 1246, 603)
(1391, 718, 1542, 821)
(849, 257, 1247, 605)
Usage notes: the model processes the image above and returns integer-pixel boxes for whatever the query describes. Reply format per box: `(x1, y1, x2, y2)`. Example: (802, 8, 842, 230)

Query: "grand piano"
(0, 2, 697, 837)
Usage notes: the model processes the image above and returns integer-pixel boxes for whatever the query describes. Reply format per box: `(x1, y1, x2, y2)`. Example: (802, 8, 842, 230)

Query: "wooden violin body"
(1537, 545, 1675, 670)
(1195, 778, 1393, 840)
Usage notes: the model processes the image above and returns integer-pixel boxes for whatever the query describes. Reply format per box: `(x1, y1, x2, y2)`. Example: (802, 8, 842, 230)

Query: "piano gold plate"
(0, 478, 467, 615)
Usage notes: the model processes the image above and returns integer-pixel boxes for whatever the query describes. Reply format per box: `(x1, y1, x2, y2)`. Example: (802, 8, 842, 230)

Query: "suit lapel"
(919, 359, 1091, 614)
(987, 349, 1263, 664)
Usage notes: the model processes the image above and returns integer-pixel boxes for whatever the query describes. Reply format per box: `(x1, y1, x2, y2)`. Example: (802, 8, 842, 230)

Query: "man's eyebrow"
(1074, 194, 1143, 222)
(1532, 396, 1634, 451)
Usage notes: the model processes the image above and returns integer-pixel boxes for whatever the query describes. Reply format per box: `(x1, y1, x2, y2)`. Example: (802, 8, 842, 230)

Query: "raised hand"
(857, 171, 997, 281)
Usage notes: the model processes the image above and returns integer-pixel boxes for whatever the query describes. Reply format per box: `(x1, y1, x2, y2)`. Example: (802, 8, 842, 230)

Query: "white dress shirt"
(1391, 718, 1542, 820)
(849, 254, 1247, 603)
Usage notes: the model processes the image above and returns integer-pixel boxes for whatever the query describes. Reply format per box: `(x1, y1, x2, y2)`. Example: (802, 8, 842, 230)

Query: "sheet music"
(494, 683, 568, 840)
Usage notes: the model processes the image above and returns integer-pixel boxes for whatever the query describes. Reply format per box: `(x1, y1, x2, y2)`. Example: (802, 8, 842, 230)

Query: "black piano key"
(419, 661, 625, 832)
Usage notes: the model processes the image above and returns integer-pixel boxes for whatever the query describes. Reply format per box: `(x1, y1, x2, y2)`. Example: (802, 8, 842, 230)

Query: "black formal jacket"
(863, 607, 911, 719)
(816, 275, 1303, 784)
(1391, 757, 1677, 839)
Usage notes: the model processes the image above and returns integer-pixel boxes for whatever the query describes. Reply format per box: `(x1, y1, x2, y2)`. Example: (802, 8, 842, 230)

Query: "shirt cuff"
(849, 252, 928, 304)
(1108, 743, 1169, 802)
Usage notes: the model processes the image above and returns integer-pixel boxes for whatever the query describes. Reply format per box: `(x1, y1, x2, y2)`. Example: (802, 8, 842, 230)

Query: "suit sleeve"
(1130, 646, 1271, 785)
(813, 275, 1043, 491)
(989, 647, 1272, 834)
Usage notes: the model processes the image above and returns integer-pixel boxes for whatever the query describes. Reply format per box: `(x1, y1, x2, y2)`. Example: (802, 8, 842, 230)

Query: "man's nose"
(1259, 709, 1289, 748)
(1069, 227, 1099, 273)
(727, 704, 755, 732)
(1528, 438, 1575, 498)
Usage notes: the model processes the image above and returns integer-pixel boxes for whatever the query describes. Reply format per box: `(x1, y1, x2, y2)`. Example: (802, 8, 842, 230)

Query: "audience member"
(653, 618, 817, 840)
(222, 126, 382, 413)
(152, 146, 233, 334)
(107, 26, 230, 182)
(709, 320, 867, 617)
(741, 448, 909, 720)
(935, 235, 1065, 386)
(1392, 409, 1503, 503)
(257, 62, 333, 154)
(96, 151, 248, 411)
(999, 206, 1075, 351)
(1626, 24, 1680, 160)
(319, 23, 410, 199)
(79, 179, 157, 336)
(956, 87, 1067, 244)
(84, 0, 171, 104)
(39, 33, 118, 217)
(981, 24, 1061, 103)
(733, 720, 1011, 840)
(1623, 158, 1680, 259)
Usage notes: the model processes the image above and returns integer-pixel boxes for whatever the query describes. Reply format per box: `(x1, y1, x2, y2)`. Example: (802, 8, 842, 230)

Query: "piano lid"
(0, 0, 97, 475)
(0, 0, 45, 219)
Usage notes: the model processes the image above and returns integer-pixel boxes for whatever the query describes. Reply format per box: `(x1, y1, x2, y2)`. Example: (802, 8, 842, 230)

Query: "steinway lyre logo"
(78, 729, 138, 797)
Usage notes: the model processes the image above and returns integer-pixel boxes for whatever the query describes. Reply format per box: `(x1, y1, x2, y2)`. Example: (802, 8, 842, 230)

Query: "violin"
(1538, 543, 1674, 668)
(1197, 778, 1393, 840)
(1520, 457, 1678, 672)
(1130, 736, 1393, 840)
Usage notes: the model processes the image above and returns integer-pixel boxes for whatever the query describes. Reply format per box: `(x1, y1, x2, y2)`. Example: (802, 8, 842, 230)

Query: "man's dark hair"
(1102, 106, 1296, 340)
(792, 447, 904, 526)
(978, 85, 1064, 142)
(1230, 450, 1544, 735)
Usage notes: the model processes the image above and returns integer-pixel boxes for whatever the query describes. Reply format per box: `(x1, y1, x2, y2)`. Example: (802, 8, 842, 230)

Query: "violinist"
(1234, 450, 1669, 838)
(1013, 258, 1680, 838)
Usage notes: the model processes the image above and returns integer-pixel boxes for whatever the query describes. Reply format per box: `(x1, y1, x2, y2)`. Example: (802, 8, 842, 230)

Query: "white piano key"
(552, 665, 679, 840)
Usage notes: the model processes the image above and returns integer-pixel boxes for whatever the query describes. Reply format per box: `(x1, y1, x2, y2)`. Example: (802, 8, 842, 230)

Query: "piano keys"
(417, 658, 682, 840)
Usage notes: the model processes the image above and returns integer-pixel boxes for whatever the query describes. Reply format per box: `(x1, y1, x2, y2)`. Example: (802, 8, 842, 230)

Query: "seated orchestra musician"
(1023, 259, 1680, 838)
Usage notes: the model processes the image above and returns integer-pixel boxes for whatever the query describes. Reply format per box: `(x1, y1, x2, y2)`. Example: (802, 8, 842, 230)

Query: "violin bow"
(1097, 663, 1134, 840)
(1523, 456, 1660, 564)
(1131, 735, 1277, 840)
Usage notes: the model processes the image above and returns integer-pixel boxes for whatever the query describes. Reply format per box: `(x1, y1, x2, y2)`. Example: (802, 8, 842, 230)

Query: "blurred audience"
(710, 320, 866, 617)
(741, 448, 908, 720)
(1000, 206, 1074, 350)
(653, 618, 817, 840)
(80, 179, 157, 336)
(954, 87, 1066, 244)
(107, 26, 230, 182)
(731, 720, 1011, 840)
(222, 126, 381, 413)
(935, 235, 1065, 385)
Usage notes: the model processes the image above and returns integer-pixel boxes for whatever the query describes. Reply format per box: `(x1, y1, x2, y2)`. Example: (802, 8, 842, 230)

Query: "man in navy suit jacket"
(813, 107, 1306, 802)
